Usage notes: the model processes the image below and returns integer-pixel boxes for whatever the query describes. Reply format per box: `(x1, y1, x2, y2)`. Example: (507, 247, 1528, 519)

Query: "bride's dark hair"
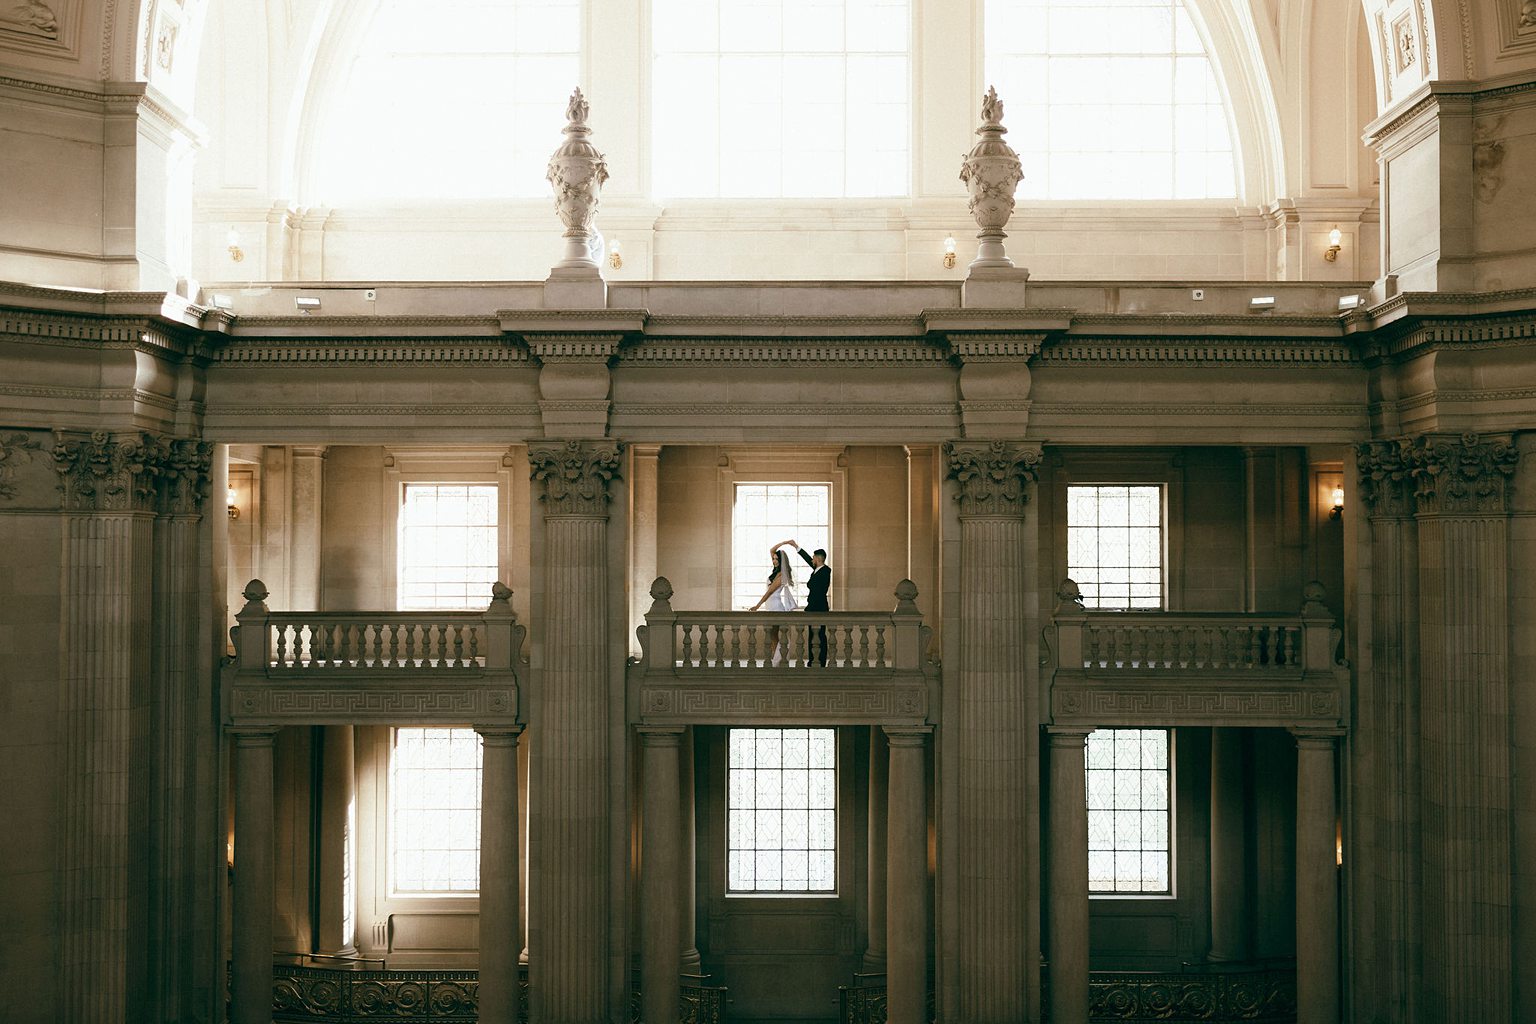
(767, 547, 794, 585)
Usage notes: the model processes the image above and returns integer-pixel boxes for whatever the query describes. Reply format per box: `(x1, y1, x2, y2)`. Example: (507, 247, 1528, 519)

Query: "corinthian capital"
(156, 439, 214, 516)
(1355, 440, 1414, 519)
(1405, 433, 1520, 515)
(944, 440, 1040, 517)
(529, 440, 624, 517)
(53, 430, 161, 512)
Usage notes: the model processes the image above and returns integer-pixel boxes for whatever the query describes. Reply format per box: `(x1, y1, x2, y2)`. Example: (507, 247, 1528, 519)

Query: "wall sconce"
(1329, 485, 1344, 520)
(942, 234, 957, 270)
(608, 238, 623, 270)
(1324, 226, 1342, 263)
(227, 486, 240, 520)
(226, 228, 244, 263)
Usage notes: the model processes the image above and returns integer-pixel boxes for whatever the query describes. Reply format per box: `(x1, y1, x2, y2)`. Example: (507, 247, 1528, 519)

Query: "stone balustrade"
(1048, 579, 1348, 729)
(630, 577, 937, 727)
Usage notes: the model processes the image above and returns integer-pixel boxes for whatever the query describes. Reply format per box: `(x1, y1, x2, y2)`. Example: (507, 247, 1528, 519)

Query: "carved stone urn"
(546, 87, 609, 270)
(959, 86, 1024, 270)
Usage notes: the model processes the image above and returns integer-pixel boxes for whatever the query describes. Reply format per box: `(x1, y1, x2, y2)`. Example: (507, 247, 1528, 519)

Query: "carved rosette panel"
(528, 440, 623, 517)
(1405, 432, 1519, 515)
(52, 431, 214, 515)
(943, 440, 1040, 518)
(1356, 439, 1415, 519)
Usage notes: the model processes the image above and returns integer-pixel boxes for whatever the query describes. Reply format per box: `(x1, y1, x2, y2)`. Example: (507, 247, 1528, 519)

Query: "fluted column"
(1047, 728, 1091, 1024)
(52, 431, 162, 1021)
(865, 726, 889, 971)
(640, 727, 684, 1024)
(1404, 434, 1519, 1020)
(1293, 730, 1341, 1024)
(231, 728, 278, 1024)
(1354, 440, 1421, 1020)
(528, 440, 623, 1024)
(316, 725, 357, 956)
(1208, 727, 1250, 962)
(944, 440, 1040, 1021)
(885, 728, 930, 1024)
(479, 726, 524, 1024)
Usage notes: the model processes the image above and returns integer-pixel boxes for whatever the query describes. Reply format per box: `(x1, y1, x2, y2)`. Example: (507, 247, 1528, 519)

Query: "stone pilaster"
(288, 445, 326, 609)
(943, 440, 1040, 1021)
(1354, 439, 1421, 1020)
(1208, 728, 1250, 962)
(230, 728, 278, 1024)
(639, 727, 683, 1024)
(1293, 730, 1342, 1024)
(865, 726, 889, 972)
(528, 440, 623, 1024)
(478, 726, 524, 1024)
(52, 431, 162, 1021)
(1046, 728, 1091, 1024)
(1404, 433, 1519, 1020)
(885, 728, 931, 1024)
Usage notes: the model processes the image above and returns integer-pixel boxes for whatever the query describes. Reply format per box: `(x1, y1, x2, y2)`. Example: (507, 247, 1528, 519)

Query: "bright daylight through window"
(729, 728, 837, 893)
(316, 0, 580, 200)
(653, 0, 910, 197)
(391, 727, 483, 894)
(1087, 728, 1172, 894)
(1067, 484, 1163, 609)
(732, 483, 830, 610)
(986, 0, 1238, 199)
(398, 484, 498, 611)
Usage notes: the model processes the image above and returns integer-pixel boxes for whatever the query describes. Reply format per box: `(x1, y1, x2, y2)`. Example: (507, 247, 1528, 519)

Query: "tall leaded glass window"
(652, 0, 910, 197)
(398, 484, 499, 610)
(728, 728, 836, 893)
(1067, 485, 1163, 609)
(390, 727, 483, 894)
(1086, 728, 1171, 894)
(732, 483, 831, 610)
(315, 0, 581, 200)
(985, 0, 1238, 199)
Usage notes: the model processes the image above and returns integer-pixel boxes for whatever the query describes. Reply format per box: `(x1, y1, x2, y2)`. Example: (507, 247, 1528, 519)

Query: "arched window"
(314, 0, 581, 201)
(985, 0, 1238, 200)
(652, 0, 910, 198)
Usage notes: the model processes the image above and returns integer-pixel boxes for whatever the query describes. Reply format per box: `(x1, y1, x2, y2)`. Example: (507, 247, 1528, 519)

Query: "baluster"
(1247, 626, 1260, 668)
(275, 624, 289, 668)
(468, 625, 480, 667)
(400, 623, 415, 667)
(1130, 627, 1146, 668)
(452, 625, 465, 667)
(1283, 626, 1298, 667)
(839, 624, 852, 667)
(1084, 626, 1099, 669)
(368, 625, 380, 668)
(744, 623, 758, 667)
(875, 625, 887, 668)
(337, 624, 350, 667)
(729, 624, 741, 668)
(681, 624, 694, 669)
(857, 625, 870, 667)
(1224, 627, 1239, 670)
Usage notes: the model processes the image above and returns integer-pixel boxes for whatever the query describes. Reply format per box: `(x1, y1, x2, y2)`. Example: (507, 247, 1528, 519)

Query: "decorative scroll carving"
(53, 430, 160, 512)
(156, 438, 213, 515)
(0, 430, 41, 499)
(1086, 965, 1297, 1022)
(943, 440, 1040, 517)
(528, 440, 623, 517)
(1356, 439, 1415, 518)
(1406, 432, 1520, 515)
(272, 964, 479, 1022)
(3, 1, 59, 38)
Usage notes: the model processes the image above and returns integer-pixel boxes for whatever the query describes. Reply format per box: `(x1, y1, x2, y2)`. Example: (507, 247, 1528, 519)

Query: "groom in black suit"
(789, 540, 831, 666)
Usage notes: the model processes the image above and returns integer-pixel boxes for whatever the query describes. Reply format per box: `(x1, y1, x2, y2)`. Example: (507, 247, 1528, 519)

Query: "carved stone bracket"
(52, 430, 214, 515)
(528, 440, 624, 517)
(1359, 433, 1520, 517)
(943, 440, 1041, 517)
(0, 430, 42, 500)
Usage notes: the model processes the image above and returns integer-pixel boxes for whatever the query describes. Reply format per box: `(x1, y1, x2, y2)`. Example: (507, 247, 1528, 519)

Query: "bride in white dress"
(748, 542, 798, 665)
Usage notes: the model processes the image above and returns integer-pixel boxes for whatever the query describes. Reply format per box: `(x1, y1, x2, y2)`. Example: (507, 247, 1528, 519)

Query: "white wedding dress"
(764, 551, 798, 664)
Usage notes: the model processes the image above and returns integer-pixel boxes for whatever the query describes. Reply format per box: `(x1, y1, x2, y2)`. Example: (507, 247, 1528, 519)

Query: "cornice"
(228, 315, 503, 332)
(210, 404, 542, 418)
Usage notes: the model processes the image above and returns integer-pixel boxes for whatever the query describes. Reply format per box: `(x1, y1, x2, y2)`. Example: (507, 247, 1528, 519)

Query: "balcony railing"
(231, 579, 524, 676)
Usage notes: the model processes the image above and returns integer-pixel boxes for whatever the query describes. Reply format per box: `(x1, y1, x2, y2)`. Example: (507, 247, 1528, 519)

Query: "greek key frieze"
(1051, 686, 1341, 726)
(639, 685, 928, 723)
(231, 686, 516, 723)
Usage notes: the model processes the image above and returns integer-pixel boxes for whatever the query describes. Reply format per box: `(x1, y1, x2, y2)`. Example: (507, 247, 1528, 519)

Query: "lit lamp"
(226, 228, 244, 263)
(1329, 485, 1344, 520)
(227, 486, 240, 520)
(1324, 226, 1342, 263)
(608, 238, 622, 270)
(942, 234, 957, 270)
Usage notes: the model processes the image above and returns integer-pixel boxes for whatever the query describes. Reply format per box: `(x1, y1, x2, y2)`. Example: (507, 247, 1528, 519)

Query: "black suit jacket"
(797, 548, 831, 612)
